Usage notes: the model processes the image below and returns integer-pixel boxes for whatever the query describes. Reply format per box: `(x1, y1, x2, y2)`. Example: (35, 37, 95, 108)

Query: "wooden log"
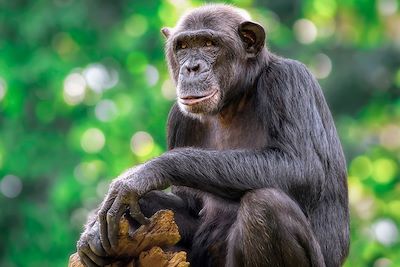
(68, 210, 189, 267)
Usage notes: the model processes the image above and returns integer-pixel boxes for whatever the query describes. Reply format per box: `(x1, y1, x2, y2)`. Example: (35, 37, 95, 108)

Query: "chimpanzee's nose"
(183, 60, 204, 76)
(186, 63, 200, 73)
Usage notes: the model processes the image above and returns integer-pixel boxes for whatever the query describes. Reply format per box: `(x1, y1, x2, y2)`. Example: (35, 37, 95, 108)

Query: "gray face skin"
(162, 5, 267, 117)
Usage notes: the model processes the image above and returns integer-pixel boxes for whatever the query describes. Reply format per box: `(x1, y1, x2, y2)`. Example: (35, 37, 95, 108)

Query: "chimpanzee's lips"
(179, 90, 217, 106)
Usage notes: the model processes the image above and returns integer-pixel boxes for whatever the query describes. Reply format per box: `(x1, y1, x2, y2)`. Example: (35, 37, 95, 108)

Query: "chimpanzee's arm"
(147, 147, 322, 200)
(145, 59, 332, 201)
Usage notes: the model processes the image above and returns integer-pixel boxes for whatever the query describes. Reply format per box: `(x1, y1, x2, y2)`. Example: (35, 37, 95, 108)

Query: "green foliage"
(0, 0, 399, 266)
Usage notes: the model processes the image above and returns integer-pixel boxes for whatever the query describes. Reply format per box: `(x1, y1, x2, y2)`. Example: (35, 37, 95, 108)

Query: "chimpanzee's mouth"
(179, 90, 217, 106)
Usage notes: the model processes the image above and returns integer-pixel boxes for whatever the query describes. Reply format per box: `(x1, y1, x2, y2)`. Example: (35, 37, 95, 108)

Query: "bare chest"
(204, 114, 268, 150)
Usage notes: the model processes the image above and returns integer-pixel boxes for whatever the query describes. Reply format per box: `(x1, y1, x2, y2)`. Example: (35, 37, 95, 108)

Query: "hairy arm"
(150, 58, 332, 201)
(146, 147, 320, 200)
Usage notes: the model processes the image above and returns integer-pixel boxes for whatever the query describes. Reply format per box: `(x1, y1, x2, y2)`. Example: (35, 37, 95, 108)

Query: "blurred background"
(0, 0, 399, 266)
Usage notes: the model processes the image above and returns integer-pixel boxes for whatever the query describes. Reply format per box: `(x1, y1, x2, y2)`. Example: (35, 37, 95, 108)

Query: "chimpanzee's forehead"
(175, 5, 247, 34)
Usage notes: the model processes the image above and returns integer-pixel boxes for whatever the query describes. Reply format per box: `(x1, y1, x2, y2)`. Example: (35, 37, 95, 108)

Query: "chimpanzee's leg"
(226, 188, 325, 267)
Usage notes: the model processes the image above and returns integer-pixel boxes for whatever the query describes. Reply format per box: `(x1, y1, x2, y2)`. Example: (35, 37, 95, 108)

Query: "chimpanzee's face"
(163, 6, 265, 116)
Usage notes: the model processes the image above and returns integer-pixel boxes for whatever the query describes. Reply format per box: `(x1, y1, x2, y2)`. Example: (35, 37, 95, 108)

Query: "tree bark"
(68, 210, 189, 267)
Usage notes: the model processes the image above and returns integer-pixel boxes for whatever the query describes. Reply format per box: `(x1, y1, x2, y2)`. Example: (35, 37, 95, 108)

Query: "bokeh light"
(373, 219, 399, 245)
(124, 15, 148, 38)
(161, 79, 177, 100)
(96, 180, 110, 198)
(145, 65, 160, 86)
(350, 156, 373, 180)
(130, 131, 154, 157)
(293, 19, 317, 44)
(379, 124, 400, 149)
(80, 128, 106, 153)
(374, 258, 392, 267)
(63, 72, 86, 105)
(83, 63, 119, 93)
(0, 175, 23, 198)
(309, 53, 332, 79)
(377, 0, 398, 16)
(0, 78, 7, 101)
(74, 160, 104, 184)
(372, 158, 398, 184)
(95, 100, 118, 122)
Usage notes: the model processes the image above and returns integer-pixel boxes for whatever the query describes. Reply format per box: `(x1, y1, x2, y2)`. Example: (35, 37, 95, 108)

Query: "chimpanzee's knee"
(226, 188, 325, 267)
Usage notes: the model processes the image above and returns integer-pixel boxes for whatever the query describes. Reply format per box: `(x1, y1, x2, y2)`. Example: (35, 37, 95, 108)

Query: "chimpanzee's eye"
(177, 41, 188, 50)
(205, 40, 213, 47)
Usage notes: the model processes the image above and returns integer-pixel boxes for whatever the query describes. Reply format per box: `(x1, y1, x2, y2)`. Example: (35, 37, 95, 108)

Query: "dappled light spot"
(95, 99, 118, 122)
(0, 175, 23, 198)
(83, 63, 119, 93)
(80, 128, 106, 153)
(312, 0, 337, 18)
(352, 195, 376, 220)
(96, 180, 110, 198)
(379, 124, 400, 149)
(348, 177, 364, 205)
(124, 15, 148, 38)
(145, 65, 160, 86)
(74, 160, 105, 184)
(0, 78, 7, 101)
(114, 93, 134, 115)
(63, 72, 86, 105)
(161, 79, 177, 100)
(309, 53, 332, 79)
(259, 11, 280, 33)
(374, 258, 392, 267)
(372, 219, 399, 245)
(377, 0, 398, 16)
(372, 158, 398, 184)
(130, 131, 154, 157)
(349, 156, 372, 180)
(293, 19, 317, 44)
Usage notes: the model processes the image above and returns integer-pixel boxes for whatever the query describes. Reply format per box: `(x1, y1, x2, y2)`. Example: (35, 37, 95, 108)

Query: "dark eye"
(177, 41, 188, 50)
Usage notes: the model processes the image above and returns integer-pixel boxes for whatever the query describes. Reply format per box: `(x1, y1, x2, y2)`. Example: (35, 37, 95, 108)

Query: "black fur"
(77, 4, 349, 267)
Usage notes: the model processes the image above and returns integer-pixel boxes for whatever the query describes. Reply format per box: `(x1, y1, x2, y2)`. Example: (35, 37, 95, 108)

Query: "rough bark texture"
(68, 210, 190, 267)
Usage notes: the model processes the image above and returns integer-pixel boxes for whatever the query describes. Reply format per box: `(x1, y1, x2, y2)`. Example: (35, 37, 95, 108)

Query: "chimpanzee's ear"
(238, 21, 265, 57)
(161, 27, 172, 39)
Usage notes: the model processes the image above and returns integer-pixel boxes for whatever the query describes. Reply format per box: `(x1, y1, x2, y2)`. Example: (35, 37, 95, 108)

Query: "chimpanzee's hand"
(77, 221, 113, 267)
(97, 165, 169, 255)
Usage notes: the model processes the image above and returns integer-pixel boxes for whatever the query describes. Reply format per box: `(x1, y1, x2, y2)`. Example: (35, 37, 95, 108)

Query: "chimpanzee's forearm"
(146, 148, 325, 200)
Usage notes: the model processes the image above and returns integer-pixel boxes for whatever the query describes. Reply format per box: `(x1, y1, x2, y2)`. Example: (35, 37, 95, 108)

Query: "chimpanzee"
(77, 4, 349, 267)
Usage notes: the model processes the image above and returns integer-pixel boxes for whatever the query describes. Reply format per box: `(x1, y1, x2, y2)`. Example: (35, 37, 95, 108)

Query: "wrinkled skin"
(77, 4, 349, 267)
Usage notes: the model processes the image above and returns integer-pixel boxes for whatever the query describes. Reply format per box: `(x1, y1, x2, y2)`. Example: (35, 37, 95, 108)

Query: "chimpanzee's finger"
(88, 234, 107, 257)
(107, 195, 128, 251)
(129, 198, 150, 225)
(84, 248, 113, 266)
(98, 195, 117, 255)
(78, 250, 99, 267)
